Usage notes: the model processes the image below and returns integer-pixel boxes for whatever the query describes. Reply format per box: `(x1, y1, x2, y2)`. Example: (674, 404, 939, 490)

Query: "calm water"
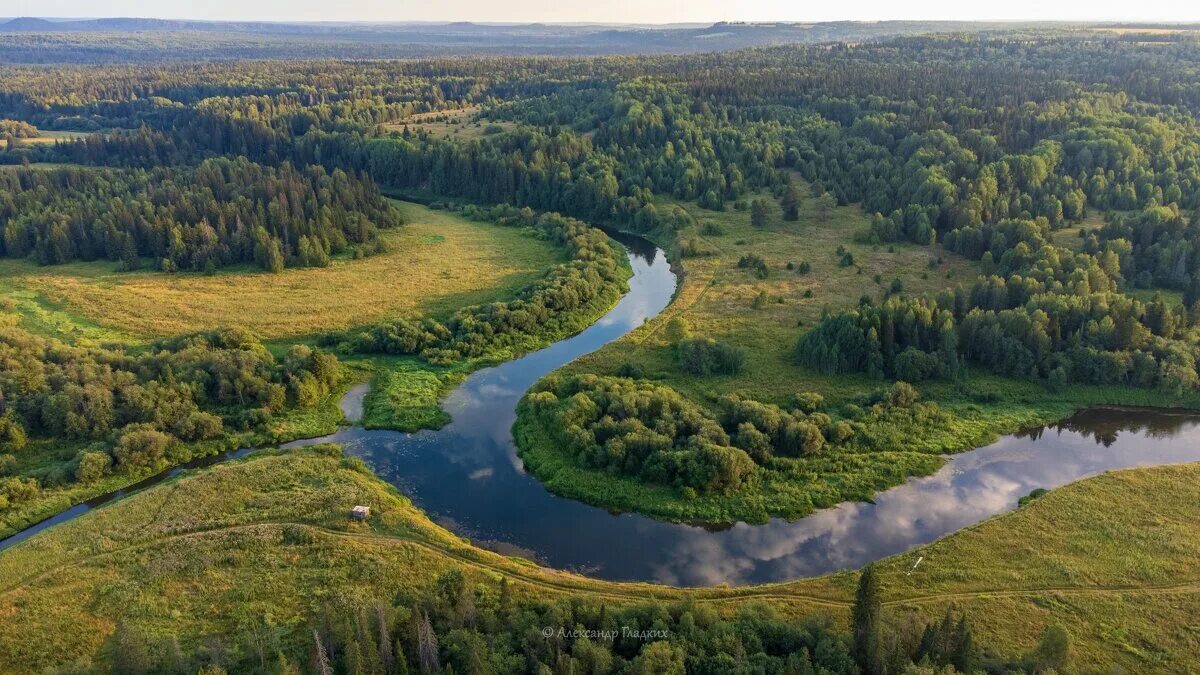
(5, 235, 1200, 586)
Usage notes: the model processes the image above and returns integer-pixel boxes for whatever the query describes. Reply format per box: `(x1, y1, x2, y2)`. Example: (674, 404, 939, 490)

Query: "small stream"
(5, 233, 1200, 587)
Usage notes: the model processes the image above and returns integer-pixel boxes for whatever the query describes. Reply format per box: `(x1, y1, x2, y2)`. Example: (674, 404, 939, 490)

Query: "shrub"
(883, 381, 920, 408)
(793, 392, 825, 414)
(0, 414, 27, 453)
(664, 317, 691, 342)
(737, 254, 769, 279)
(826, 420, 855, 443)
(681, 238, 716, 257)
(1018, 487, 1048, 507)
(308, 443, 345, 459)
(617, 361, 646, 378)
(894, 348, 942, 382)
(75, 450, 113, 483)
(0, 475, 39, 505)
(677, 338, 746, 376)
(113, 425, 175, 471)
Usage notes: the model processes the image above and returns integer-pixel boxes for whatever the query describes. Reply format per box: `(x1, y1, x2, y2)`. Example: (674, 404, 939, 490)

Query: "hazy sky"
(7, 0, 1200, 24)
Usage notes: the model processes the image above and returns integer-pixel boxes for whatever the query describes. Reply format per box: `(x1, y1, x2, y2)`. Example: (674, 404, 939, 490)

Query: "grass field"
(357, 356, 463, 431)
(0, 448, 1196, 672)
(382, 106, 518, 141)
(0, 201, 562, 343)
(1, 129, 96, 147)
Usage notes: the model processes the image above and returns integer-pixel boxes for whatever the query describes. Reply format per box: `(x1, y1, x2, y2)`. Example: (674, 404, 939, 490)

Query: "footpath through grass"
(0, 448, 1196, 672)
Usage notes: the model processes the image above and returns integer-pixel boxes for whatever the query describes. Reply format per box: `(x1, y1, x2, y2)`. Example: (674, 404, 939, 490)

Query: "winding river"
(5, 233, 1200, 586)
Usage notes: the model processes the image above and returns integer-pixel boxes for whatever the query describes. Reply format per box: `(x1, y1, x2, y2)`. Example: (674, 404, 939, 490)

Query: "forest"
(0, 158, 401, 272)
(3, 26, 1200, 525)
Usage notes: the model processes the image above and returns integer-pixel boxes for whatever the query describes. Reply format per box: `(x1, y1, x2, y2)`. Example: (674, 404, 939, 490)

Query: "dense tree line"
(0, 324, 339, 510)
(105, 561, 1070, 674)
(0, 158, 401, 271)
(1087, 203, 1200, 293)
(322, 204, 627, 362)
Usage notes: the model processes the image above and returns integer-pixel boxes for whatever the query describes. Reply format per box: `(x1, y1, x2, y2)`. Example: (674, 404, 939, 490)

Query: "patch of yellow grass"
(382, 105, 518, 141)
(3, 130, 95, 147)
(0, 202, 561, 341)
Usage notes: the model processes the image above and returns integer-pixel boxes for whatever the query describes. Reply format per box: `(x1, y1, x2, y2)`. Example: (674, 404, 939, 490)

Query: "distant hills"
(0, 17, 1197, 62)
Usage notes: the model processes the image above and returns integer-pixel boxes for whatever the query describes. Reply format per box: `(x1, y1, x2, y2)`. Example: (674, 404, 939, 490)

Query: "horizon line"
(4, 16, 1200, 27)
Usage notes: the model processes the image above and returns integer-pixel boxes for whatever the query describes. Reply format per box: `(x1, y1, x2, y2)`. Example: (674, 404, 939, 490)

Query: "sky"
(5, 0, 1200, 24)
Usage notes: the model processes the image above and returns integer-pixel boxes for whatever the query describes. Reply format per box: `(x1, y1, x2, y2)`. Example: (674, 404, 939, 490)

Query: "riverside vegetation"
(0, 197, 629, 537)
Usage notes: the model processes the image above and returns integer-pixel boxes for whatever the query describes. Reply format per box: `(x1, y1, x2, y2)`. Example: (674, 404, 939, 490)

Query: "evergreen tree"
(113, 620, 150, 675)
(781, 183, 802, 221)
(1030, 624, 1071, 673)
(852, 565, 883, 675)
(751, 198, 770, 228)
(950, 615, 981, 673)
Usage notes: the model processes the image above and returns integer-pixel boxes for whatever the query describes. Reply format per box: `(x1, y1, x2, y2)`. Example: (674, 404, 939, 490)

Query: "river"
(5, 234, 1200, 587)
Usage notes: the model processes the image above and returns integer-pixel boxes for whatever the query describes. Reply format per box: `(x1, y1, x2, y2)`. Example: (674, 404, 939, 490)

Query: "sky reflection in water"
(292, 239, 1200, 586)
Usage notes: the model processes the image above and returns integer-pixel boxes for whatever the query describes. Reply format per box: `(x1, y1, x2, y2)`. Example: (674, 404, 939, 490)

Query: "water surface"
(280, 240, 1200, 585)
(5, 235, 1200, 587)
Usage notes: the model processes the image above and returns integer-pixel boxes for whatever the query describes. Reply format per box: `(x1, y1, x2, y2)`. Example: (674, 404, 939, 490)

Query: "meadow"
(0, 446, 1195, 672)
(0, 200, 581, 539)
(0, 201, 562, 343)
(381, 106, 518, 142)
(1, 129, 96, 147)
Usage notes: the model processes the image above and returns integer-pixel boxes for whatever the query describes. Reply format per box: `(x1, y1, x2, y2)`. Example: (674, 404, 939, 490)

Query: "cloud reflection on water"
(292, 240, 1200, 586)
